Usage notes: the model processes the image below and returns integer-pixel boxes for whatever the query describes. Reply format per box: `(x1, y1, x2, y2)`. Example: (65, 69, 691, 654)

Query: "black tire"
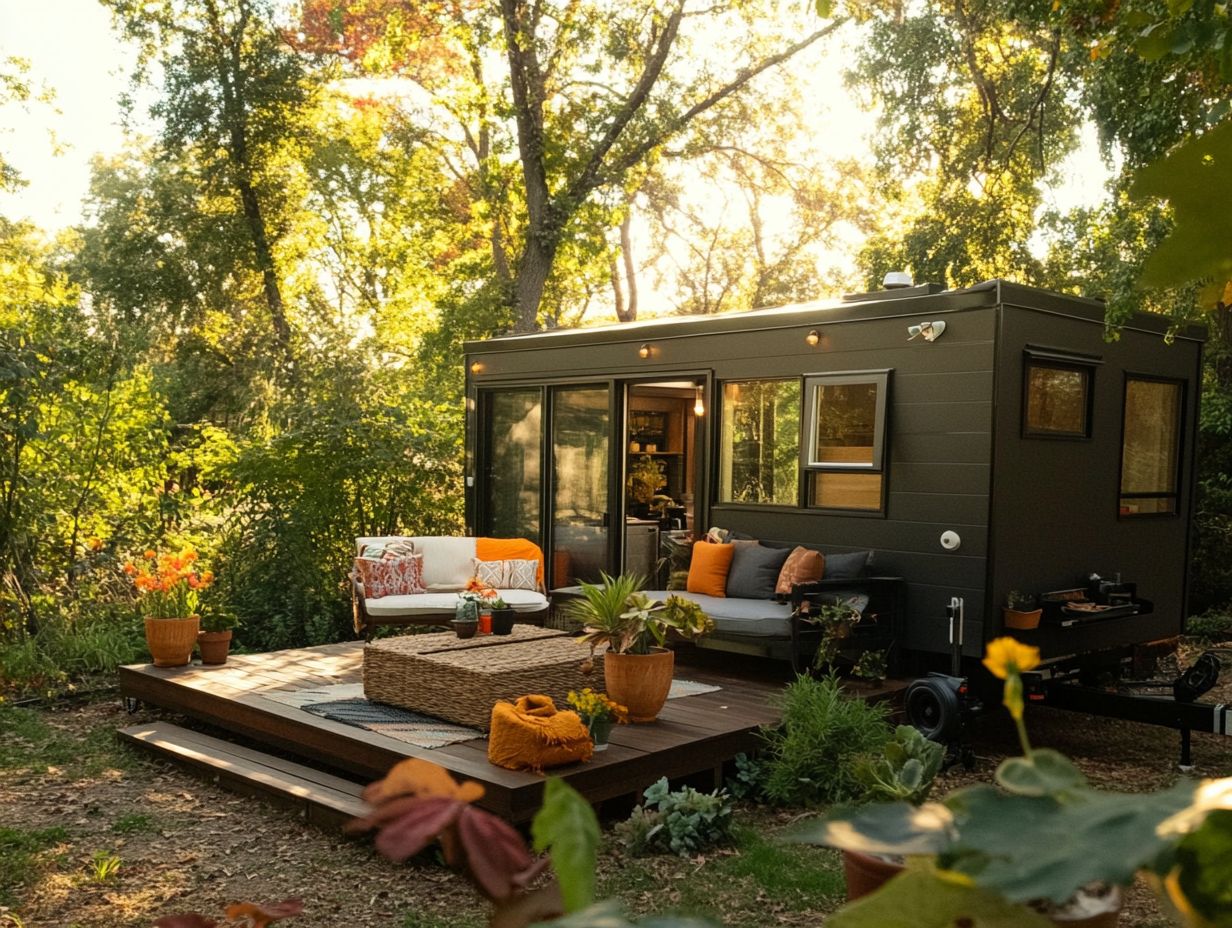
(905, 677, 962, 743)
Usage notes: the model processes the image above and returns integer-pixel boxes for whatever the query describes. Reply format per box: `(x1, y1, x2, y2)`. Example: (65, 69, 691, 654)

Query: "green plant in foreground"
(617, 777, 734, 857)
(794, 637, 1232, 927)
(853, 725, 944, 805)
(89, 850, 121, 883)
(761, 674, 891, 806)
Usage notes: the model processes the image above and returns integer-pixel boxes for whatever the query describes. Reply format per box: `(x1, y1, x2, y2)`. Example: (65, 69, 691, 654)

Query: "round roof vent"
(883, 271, 914, 289)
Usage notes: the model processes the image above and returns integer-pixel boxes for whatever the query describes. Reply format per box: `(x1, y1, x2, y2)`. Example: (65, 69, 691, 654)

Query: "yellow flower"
(982, 637, 1040, 680)
(87, 537, 103, 551)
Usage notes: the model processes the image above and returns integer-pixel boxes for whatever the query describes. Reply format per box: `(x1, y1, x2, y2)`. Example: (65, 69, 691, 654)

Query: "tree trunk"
(619, 211, 638, 322)
(513, 234, 558, 332)
(236, 174, 292, 357)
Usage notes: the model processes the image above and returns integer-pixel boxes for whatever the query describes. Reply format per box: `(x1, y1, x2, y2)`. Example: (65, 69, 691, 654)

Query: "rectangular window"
(718, 380, 800, 505)
(803, 372, 889, 512)
(1120, 377, 1183, 516)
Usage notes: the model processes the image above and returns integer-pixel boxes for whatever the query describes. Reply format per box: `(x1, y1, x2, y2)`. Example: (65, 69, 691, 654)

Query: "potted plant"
(1004, 590, 1042, 630)
(569, 573, 713, 722)
(489, 597, 516, 636)
(460, 579, 499, 633)
(790, 637, 1232, 928)
(197, 608, 238, 665)
(452, 599, 479, 638)
(839, 724, 945, 899)
(125, 548, 213, 667)
(566, 688, 628, 750)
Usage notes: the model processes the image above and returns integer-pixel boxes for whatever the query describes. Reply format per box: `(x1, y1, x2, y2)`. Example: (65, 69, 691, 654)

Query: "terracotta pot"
(145, 616, 200, 668)
(842, 849, 904, 901)
(603, 648, 674, 723)
(491, 608, 516, 635)
(1004, 607, 1043, 630)
(197, 629, 232, 665)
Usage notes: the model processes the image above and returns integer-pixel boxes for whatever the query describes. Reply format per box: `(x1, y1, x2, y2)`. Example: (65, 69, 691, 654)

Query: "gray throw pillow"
(824, 550, 872, 580)
(726, 544, 792, 599)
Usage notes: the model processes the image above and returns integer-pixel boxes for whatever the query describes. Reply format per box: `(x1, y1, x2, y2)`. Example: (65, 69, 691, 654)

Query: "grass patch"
(600, 817, 844, 927)
(0, 826, 70, 907)
(0, 705, 133, 778)
(110, 812, 157, 835)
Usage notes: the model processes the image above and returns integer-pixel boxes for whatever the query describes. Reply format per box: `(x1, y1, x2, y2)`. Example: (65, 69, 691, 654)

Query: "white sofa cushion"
(364, 588, 548, 618)
(410, 536, 478, 591)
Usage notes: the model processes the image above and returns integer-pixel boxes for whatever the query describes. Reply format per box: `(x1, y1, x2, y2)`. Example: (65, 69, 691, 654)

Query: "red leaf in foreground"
(455, 805, 538, 901)
(154, 917, 217, 928)
(371, 795, 467, 863)
(223, 899, 304, 927)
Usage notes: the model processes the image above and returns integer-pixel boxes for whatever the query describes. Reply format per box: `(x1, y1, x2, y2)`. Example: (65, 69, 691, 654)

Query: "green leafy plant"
(800, 602, 860, 669)
(488, 597, 509, 611)
(89, 849, 121, 883)
(616, 777, 734, 858)
(571, 573, 713, 656)
(725, 753, 767, 802)
(794, 637, 1232, 927)
(199, 609, 239, 634)
(1004, 590, 1038, 611)
(851, 649, 887, 683)
(761, 674, 891, 806)
(626, 454, 666, 505)
(853, 725, 944, 806)
(1186, 609, 1232, 644)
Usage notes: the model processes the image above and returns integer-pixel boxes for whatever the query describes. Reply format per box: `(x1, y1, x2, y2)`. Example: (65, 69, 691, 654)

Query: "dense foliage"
(2, 0, 1231, 693)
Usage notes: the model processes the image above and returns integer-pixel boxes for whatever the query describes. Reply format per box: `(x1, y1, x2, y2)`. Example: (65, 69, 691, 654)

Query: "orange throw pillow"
(774, 546, 825, 595)
(687, 542, 735, 597)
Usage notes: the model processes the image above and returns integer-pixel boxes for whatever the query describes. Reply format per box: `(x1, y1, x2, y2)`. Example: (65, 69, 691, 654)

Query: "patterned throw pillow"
(472, 558, 540, 591)
(359, 537, 418, 560)
(774, 547, 825, 596)
(356, 554, 425, 598)
(472, 558, 507, 589)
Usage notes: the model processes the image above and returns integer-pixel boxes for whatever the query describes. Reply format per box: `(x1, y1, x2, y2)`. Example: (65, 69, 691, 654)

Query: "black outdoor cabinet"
(463, 279, 1205, 671)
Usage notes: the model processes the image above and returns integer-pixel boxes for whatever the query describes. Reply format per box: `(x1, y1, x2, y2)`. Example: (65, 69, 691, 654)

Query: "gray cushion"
(726, 544, 791, 600)
(824, 550, 872, 579)
(643, 590, 795, 638)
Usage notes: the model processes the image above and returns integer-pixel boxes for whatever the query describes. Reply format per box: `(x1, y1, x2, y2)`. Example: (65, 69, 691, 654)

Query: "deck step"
(118, 721, 370, 829)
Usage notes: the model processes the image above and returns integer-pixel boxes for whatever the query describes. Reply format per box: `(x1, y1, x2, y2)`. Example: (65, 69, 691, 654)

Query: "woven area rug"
(260, 678, 721, 748)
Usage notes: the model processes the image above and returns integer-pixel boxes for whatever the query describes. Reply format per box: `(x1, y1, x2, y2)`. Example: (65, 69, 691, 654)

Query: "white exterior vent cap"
(883, 271, 914, 289)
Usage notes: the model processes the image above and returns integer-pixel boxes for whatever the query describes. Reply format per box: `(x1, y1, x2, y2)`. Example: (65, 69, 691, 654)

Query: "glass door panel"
(551, 385, 611, 585)
(482, 389, 543, 543)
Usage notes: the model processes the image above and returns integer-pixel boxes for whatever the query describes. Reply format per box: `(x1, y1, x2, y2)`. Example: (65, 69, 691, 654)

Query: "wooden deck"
(118, 642, 833, 823)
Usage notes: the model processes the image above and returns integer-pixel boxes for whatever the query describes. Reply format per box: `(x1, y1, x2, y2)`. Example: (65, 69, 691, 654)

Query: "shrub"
(1186, 609, 1232, 644)
(616, 776, 734, 857)
(725, 752, 767, 802)
(760, 674, 891, 806)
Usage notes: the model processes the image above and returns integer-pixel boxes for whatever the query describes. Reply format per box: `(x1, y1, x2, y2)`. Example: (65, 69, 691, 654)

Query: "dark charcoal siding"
(988, 297, 1203, 659)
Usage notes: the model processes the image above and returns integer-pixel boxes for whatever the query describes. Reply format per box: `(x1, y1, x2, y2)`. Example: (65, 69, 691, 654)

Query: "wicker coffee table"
(362, 625, 603, 730)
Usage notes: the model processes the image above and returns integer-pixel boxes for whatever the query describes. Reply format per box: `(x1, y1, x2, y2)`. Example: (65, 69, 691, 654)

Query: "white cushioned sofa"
(352, 536, 549, 638)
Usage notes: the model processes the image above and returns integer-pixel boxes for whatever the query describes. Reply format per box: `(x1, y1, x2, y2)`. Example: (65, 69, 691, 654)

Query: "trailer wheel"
(905, 676, 962, 743)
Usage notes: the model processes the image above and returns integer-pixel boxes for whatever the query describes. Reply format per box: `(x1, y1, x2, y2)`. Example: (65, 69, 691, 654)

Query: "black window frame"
(715, 377, 802, 508)
(801, 370, 890, 515)
(1118, 373, 1185, 520)
(1021, 347, 1101, 441)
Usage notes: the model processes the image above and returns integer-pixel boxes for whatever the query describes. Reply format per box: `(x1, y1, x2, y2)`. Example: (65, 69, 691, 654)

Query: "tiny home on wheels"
(464, 279, 1214, 745)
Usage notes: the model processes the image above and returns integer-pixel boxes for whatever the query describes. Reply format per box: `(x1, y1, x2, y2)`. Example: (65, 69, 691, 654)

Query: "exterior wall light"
(805, 329, 821, 346)
(469, 361, 483, 374)
(907, 321, 947, 342)
(693, 386, 705, 416)
(638, 343, 652, 359)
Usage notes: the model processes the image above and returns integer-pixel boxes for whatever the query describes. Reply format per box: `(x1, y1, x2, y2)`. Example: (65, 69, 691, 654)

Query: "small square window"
(1024, 359, 1093, 438)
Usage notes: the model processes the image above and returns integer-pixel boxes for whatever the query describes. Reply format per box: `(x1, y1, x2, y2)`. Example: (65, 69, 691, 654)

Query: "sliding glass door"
(550, 385, 611, 585)
(481, 389, 543, 543)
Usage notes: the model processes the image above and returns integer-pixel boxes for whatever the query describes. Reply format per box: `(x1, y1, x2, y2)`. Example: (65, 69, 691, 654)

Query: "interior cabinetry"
(626, 391, 695, 513)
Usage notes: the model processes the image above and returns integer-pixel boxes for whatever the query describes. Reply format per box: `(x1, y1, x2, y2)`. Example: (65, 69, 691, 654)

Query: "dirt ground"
(2, 649, 1231, 928)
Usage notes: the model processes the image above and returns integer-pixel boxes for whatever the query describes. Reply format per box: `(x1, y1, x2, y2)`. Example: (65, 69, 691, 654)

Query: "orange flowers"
(127, 546, 213, 619)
